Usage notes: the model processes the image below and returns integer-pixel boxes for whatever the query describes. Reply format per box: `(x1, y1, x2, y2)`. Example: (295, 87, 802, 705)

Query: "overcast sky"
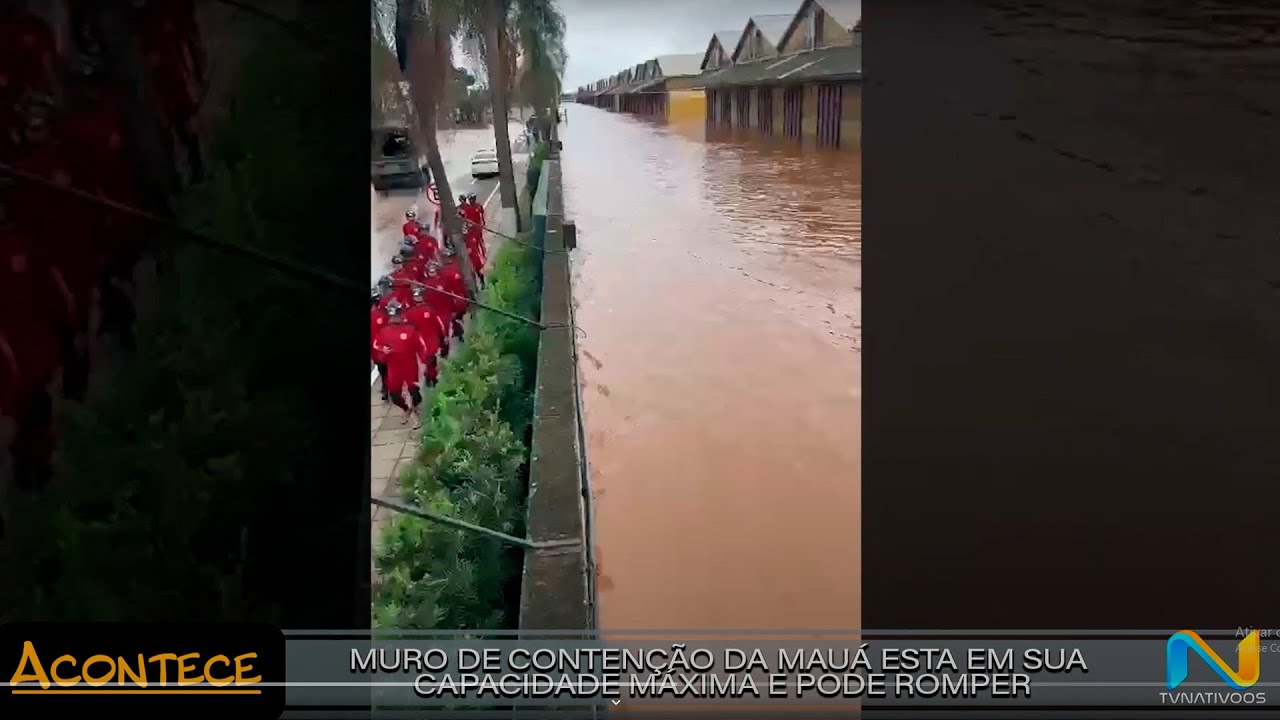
(556, 0, 802, 89)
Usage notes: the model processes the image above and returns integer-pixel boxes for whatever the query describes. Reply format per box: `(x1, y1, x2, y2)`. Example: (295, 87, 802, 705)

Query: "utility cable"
(420, 195, 571, 255)
(372, 497, 579, 552)
(0, 161, 362, 291)
(385, 276, 578, 335)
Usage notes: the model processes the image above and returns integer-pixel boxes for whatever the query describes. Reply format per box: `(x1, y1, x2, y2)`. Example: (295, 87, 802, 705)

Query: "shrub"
(373, 238, 541, 630)
(526, 141, 549, 196)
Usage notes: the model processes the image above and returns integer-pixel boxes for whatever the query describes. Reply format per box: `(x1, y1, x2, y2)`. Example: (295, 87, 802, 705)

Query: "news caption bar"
(280, 629, 1274, 710)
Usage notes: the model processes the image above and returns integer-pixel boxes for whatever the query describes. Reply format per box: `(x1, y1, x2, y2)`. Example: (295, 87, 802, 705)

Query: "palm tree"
(462, 0, 565, 230)
(467, 0, 521, 229)
(384, 0, 480, 299)
(511, 0, 567, 144)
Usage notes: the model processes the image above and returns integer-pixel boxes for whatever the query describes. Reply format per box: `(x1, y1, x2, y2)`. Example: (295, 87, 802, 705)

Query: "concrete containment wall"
(519, 157, 594, 632)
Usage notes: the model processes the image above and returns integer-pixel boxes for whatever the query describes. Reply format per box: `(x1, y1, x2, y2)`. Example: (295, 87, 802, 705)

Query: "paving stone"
(370, 456, 398, 482)
(378, 413, 413, 432)
(371, 441, 406, 461)
(372, 428, 413, 446)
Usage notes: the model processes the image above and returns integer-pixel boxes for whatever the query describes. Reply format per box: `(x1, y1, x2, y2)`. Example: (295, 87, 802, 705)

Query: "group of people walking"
(371, 194, 489, 428)
(1, 1, 206, 497)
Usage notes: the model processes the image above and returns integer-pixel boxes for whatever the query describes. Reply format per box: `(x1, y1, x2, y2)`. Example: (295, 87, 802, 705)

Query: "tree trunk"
(393, 0, 479, 300)
(421, 113, 480, 302)
(482, 3, 522, 230)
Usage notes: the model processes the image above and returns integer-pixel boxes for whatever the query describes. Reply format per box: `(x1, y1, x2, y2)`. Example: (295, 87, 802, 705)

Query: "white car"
(471, 149, 499, 178)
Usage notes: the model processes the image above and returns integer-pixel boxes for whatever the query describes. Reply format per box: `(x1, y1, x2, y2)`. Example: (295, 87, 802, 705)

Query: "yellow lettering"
(116, 654, 147, 688)
(11, 645, 262, 691)
(81, 655, 115, 687)
(176, 653, 203, 686)
(150, 653, 177, 685)
(9, 641, 51, 689)
(234, 653, 261, 685)
(204, 655, 233, 687)
(50, 656, 79, 686)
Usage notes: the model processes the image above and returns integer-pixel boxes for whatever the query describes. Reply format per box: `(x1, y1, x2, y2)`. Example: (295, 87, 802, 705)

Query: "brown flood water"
(562, 108, 861, 631)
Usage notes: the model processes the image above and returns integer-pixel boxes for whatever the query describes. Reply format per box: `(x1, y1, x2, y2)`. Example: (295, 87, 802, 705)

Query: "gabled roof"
(730, 14, 794, 63)
(778, 0, 863, 51)
(655, 53, 704, 78)
(819, 0, 862, 31)
(700, 44, 861, 88)
(699, 30, 741, 71)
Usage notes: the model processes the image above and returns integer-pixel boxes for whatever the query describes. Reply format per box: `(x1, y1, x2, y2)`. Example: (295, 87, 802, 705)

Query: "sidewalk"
(371, 160, 529, 553)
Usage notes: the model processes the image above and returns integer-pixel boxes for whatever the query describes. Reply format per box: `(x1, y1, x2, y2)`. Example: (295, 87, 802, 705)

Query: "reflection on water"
(562, 107, 860, 631)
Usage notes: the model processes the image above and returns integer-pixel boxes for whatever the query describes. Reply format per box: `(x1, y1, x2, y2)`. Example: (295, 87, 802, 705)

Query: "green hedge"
(373, 233, 541, 630)
(526, 142, 549, 196)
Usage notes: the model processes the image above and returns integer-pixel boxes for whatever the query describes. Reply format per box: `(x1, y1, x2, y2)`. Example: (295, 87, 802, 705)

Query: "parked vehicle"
(471, 149, 499, 178)
(371, 126, 429, 190)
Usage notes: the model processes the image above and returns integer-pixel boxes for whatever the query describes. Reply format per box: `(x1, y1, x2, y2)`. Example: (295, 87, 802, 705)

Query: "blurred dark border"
(0, 1, 370, 628)
(863, 0, 1280, 632)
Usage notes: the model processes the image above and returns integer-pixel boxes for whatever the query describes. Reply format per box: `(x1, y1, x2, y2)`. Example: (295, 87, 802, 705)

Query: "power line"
(372, 497, 580, 552)
(386, 276, 575, 334)
(0, 161, 362, 291)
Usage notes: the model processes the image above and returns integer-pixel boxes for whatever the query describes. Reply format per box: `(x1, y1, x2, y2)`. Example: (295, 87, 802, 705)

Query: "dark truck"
(371, 125, 430, 190)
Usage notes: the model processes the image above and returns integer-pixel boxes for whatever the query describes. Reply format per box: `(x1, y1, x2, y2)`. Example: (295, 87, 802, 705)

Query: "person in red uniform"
(400, 238, 428, 280)
(371, 287, 392, 403)
(60, 58, 145, 243)
(58, 59, 148, 350)
(401, 209, 421, 241)
(411, 223, 440, 262)
(403, 286, 445, 385)
(416, 259, 454, 356)
(462, 196, 488, 286)
(0, 8, 57, 110)
(372, 301, 429, 428)
(136, 0, 206, 179)
(390, 253, 422, 295)
(0, 247, 67, 491)
(375, 274, 409, 311)
(437, 246, 470, 342)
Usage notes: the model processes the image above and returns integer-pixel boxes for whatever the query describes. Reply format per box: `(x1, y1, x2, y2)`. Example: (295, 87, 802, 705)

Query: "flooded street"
(563, 107, 861, 630)
(369, 122, 526, 285)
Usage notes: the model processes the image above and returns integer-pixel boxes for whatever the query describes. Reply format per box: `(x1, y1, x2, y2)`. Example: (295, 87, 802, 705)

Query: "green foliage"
(526, 141, 549, 196)
(0, 27, 363, 624)
(373, 239, 541, 630)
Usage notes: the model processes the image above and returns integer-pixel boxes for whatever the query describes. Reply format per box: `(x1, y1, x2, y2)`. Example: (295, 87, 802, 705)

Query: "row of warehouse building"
(574, 0, 861, 149)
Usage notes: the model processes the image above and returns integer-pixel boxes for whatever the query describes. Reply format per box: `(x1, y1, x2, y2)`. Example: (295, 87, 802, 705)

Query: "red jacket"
(465, 226, 487, 270)
(419, 275, 454, 324)
(0, 10, 55, 101)
(405, 303, 445, 348)
(0, 253, 66, 404)
(439, 260, 469, 314)
(401, 257, 428, 281)
(391, 264, 422, 289)
(413, 228, 440, 261)
(2, 226, 86, 329)
(370, 305, 391, 362)
(382, 270, 415, 307)
(138, 0, 203, 122)
(403, 304, 444, 380)
(373, 321, 428, 390)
